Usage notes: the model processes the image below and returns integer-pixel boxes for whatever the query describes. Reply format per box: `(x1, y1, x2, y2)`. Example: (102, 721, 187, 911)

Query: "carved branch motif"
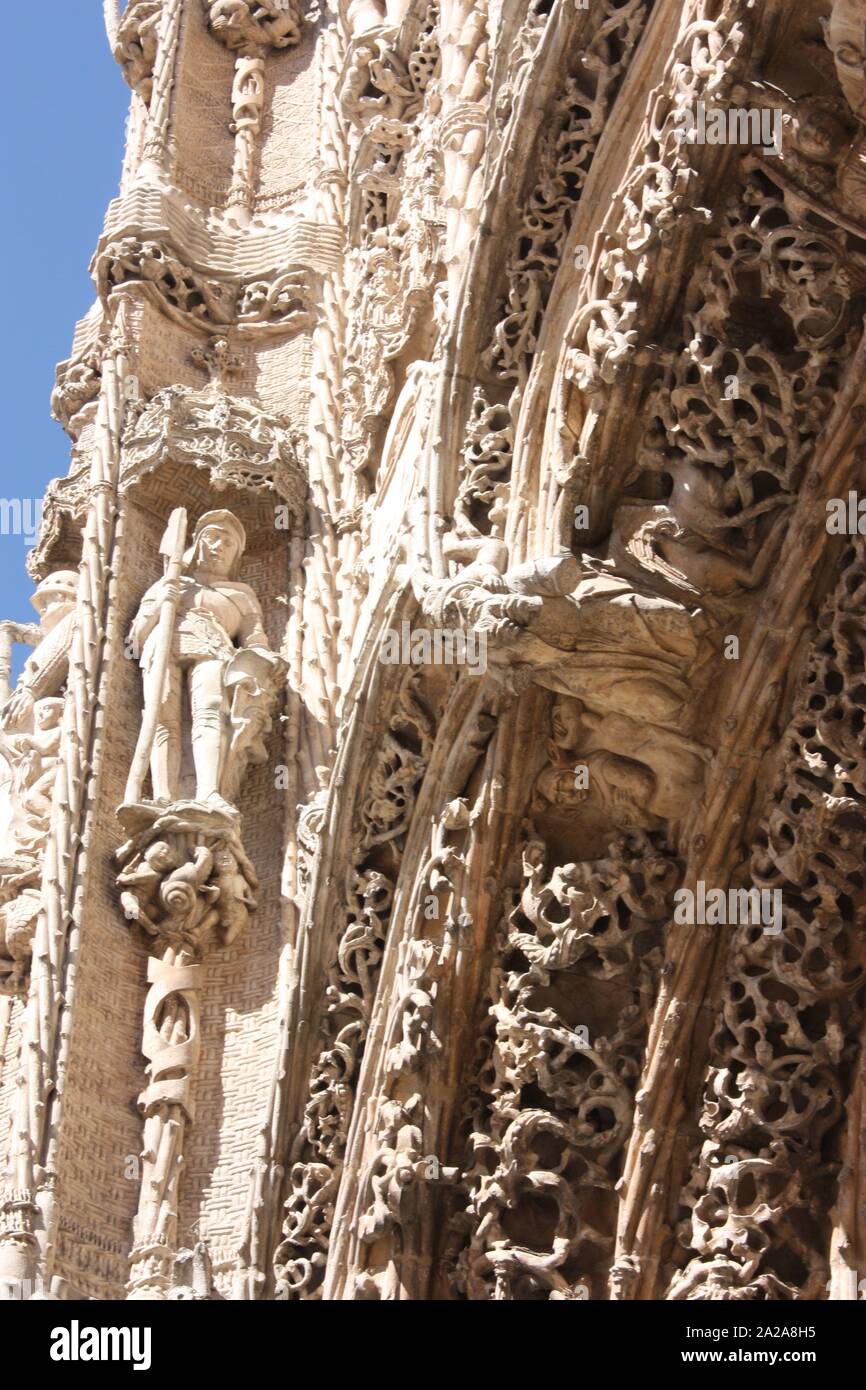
(631, 171, 866, 549)
(338, 4, 444, 489)
(98, 236, 318, 337)
(485, 0, 650, 391)
(273, 674, 437, 1299)
(448, 0, 651, 583)
(441, 704, 682, 1300)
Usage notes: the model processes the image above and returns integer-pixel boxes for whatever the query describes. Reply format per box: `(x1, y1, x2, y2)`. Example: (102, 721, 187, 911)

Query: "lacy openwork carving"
(98, 237, 317, 336)
(668, 539, 866, 1300)
(274, 674, 438, 1298)
(9, 0, 866, 1311)
(120, 380, 305, 515)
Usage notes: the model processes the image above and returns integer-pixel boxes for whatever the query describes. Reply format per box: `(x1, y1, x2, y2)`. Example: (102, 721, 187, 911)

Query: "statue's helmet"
(30, 570, 78, 617)
(184, 510, 247, 577)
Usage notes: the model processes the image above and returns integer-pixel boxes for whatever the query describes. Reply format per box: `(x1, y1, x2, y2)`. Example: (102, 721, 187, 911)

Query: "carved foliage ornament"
(274, 675, 437, 1299)
(668, 538, 866, 1301)
(120, 382, 306, 518)
(452, 822, 680, 1301)
(98, 236, 316, 337)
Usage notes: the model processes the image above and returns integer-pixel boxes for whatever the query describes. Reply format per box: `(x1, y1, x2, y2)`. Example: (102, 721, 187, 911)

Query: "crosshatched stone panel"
(172, 0, 236, 207)
(257, 28, 323, 210)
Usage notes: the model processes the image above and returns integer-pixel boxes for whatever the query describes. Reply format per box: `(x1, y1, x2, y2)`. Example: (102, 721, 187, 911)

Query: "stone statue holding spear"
(124, 506, 283, 816)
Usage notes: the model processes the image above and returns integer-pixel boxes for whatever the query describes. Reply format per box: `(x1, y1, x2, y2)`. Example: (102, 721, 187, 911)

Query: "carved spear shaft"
(0, 294, 132, 1290)
(124, 507, 187, 807)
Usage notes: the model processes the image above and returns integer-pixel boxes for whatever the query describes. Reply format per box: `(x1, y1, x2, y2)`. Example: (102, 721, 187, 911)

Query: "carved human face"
(32, 576, 76, 632)
(827, 3, 866, 120)
(536, 766, 589, 808)
(795, 107, 847, 163)
(34, 700, 63, 731)
(195, 525, 241, 577)
(551, 698, 582, 747)
(147, 843, 176, 873)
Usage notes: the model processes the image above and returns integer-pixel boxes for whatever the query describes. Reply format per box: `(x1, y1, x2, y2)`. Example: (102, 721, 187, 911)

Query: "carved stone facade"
(2, 0, 866, 1303)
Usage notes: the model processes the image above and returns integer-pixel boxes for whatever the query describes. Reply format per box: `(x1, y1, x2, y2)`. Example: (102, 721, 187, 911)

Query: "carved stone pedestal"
(117, 802, 258, 1299)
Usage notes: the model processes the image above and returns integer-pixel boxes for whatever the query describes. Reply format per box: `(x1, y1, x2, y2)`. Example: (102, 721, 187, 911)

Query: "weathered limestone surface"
(1, 0, 866, 1300)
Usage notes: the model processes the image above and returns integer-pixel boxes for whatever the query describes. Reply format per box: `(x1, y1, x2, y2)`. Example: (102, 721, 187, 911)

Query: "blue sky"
(1, 4, 129, 626)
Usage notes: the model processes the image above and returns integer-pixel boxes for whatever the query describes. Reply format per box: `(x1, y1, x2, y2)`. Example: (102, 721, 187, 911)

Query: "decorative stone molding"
(92, 185, 343, 334)
(98, 235, 318, 335)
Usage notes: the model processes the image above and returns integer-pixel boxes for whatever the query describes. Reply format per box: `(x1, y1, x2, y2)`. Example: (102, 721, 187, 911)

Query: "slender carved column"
(228, 53, 267, 214)
(204, 2, 305, 220)
(0, 293, 133, 1290)
(439, 0, 489, 303)
(127, 948, 203, 1298)
(141, 0, 185, 171)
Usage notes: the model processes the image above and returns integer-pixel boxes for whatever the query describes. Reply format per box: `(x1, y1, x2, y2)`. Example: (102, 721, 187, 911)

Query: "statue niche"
(125, 507, 282, 816)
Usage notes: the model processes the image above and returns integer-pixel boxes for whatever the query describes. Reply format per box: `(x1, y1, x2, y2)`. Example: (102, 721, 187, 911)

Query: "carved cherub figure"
(118, 840, 180, 934)
(212, 843, 257, 947)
